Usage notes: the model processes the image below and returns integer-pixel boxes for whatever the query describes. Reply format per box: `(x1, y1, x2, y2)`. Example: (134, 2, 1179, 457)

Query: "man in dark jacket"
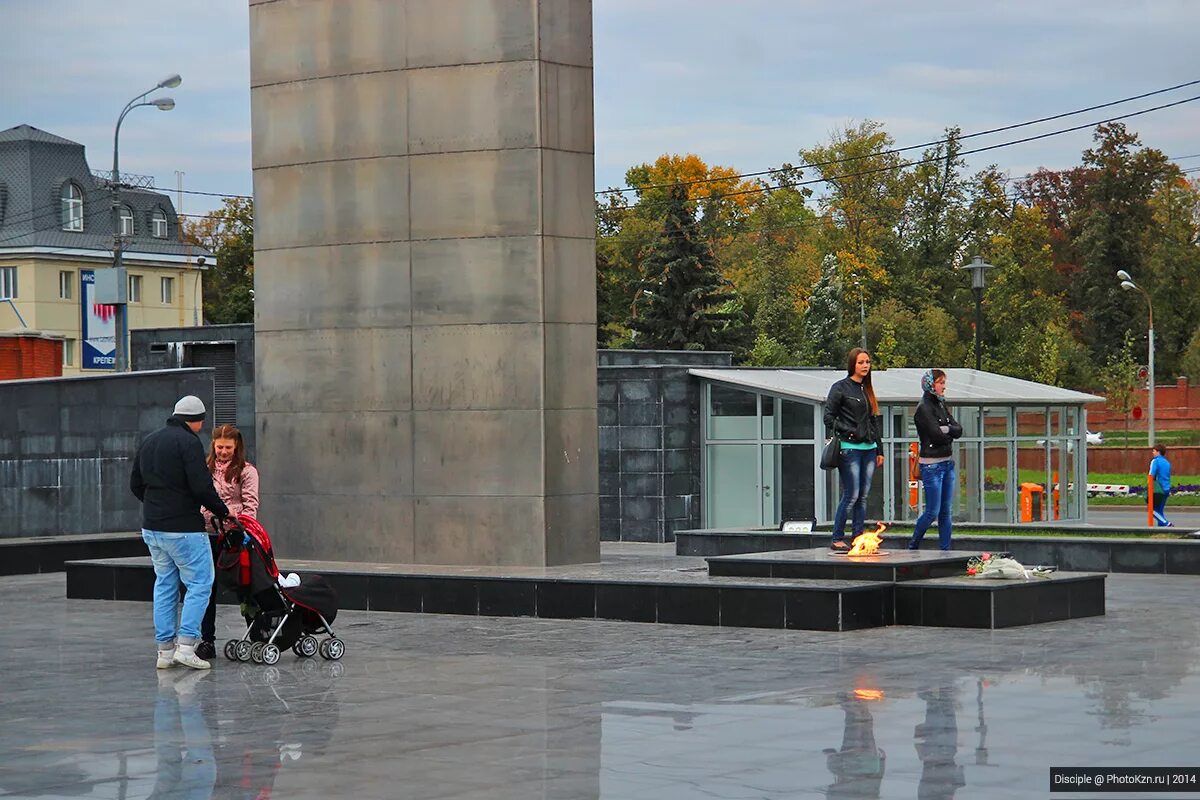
(907, 370, 963, 551)
(131, 395, 230, 670)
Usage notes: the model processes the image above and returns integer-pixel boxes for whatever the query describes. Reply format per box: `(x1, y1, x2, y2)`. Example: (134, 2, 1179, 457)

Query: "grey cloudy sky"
(3, 1, 1198, 216)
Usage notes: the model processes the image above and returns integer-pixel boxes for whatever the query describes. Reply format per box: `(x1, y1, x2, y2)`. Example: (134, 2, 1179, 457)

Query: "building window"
(152, 208, 168, 238)
(63, 339, 75, 367)
(0, 266, 16, 299)
(161, 276, 174, 304)
(61, 183, 83, 231)
(118, 205, 135, 236)
(128, 274, 142, 303)
(59, 270, 73, 299)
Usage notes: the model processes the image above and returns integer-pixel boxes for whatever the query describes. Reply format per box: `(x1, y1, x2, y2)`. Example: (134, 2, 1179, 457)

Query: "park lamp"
(1114, 269, 1155, 456)
(150, 97, 175, 111)
(157, 74, 182, 89)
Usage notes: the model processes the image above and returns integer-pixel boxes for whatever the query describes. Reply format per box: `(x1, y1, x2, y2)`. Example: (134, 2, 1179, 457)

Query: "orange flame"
(853, 688, 885, 701)
(847, 522, 888, 556)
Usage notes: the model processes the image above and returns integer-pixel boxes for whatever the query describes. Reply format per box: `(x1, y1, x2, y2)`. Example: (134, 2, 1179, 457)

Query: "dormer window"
(61, 183, 83, 231)
(118, 205, 135, 236)
(151, 208, 168, 239)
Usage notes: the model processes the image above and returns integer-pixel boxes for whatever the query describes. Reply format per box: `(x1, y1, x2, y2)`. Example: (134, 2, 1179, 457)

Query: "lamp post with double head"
(959, 256, 994, 371)
(1117, 269, 1154, 447)
(111, 74, 180, 371)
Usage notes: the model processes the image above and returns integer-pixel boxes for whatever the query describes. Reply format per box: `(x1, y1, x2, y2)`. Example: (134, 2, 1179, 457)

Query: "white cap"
(173, 395, 206, 420)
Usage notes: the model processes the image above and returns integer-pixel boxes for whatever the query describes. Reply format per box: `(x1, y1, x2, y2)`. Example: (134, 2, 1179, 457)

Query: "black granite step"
(706, 548, 972, 582)
(64, 556, 894, 632)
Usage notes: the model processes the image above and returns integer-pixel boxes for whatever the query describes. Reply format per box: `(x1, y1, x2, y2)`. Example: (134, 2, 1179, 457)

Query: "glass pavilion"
(690, 368, 1105, 528)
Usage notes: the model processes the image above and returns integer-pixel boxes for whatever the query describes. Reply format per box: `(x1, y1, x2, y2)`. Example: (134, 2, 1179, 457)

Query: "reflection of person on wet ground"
(150, 670, 216, 799)
(823, 692, 885, 799)
(914, 686, 966, 800)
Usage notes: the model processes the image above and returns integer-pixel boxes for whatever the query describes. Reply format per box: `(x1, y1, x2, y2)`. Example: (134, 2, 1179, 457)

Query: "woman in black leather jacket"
(823, 348, 883, 550)
(907, 369, 962, 550)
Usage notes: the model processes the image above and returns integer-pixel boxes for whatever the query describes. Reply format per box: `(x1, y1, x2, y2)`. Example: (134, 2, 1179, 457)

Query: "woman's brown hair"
(845, 347, 879, 415)
(207, 424, 247, 486)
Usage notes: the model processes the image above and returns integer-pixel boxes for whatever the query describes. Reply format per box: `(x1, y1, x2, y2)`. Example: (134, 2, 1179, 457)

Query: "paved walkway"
(2, 571, 1198, 799)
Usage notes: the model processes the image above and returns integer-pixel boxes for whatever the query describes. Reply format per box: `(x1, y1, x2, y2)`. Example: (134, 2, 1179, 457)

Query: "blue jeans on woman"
(908, 461, 957, 550)
(142, 530, 214, 646)
(832, 447, 877, 544)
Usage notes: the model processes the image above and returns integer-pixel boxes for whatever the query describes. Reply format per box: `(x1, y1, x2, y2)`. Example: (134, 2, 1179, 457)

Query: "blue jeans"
(832, 448, 877, 543)
(1153, 488, 1171, 526)
(142, 530, 214, 646)
(152, 685, 216, 798)
(909, 461, 957, 550)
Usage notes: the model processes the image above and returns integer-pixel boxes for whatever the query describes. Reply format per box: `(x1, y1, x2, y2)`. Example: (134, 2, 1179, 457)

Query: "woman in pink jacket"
(197, 424, 260, 659)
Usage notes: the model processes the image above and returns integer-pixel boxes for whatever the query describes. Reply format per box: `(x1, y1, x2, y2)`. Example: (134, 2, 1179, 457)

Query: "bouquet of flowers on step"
(966, 551, 1055, 580)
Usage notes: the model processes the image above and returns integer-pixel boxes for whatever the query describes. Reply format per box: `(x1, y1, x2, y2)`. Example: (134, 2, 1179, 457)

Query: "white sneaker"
(172, 644, 212, 670)
(156, 648, 176, 669)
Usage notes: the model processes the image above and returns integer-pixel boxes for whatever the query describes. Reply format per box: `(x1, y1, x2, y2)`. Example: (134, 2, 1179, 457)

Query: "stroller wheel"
(234, 640, 254, 662)
(250, 642, 266, 664)
(223, 640, 239, 661)
(321, 637, 345, 661)
(261, 644, 281, 666)
(297, 635, 319, 658)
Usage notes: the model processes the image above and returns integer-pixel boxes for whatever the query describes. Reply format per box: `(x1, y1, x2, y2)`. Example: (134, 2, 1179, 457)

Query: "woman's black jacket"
(823, 377, 882, 446)
(914, 390, 963, 459)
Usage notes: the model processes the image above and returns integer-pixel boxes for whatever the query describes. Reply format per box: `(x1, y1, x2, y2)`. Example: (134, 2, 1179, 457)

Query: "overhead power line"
(598, 78, 1200, 196)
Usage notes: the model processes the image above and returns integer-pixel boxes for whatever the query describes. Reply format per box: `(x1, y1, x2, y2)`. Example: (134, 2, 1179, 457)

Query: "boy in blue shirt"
(1149, 444, 1173, 527)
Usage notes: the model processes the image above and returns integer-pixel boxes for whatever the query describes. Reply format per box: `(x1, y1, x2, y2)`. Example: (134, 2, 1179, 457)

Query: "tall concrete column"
(249, 0, 598, 566)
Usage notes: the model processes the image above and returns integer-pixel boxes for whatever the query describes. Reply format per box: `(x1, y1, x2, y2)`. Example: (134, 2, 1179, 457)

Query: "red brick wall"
(1089, 377, 1200, 431)
(0, 336, 63, 380)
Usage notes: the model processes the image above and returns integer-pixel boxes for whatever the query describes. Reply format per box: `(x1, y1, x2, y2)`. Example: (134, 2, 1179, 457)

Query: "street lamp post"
(959, 256, 994, 371)
(1117, 270, 1155, 447)
(111, 74, 180, 371)
(854, 273, 866, 349)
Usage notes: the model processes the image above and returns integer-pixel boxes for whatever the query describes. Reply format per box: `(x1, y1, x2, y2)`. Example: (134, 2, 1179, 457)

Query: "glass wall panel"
(983, 440, 1010, 522)
(956, 406, 982, 439)
(1051, 406, 1067, 437)
(705, 444, 760, 527)
(762, 444, 816, 524)
(780, 399, 815, 440)
(890, 405, 917, 439)
(707, 384, 757, 440)
(982, 407, 1010, 438)
(761, 395, 776, 439)
(1016, 407, 1047, 437)
(1049, 442, 1068, 521)
(893, 440, 921, 523)
(956, 441, 982, 522)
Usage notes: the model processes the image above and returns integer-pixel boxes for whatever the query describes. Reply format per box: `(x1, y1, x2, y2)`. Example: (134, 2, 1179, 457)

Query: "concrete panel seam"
(252, 146, 596, 173)
(258, 234, 594, 254)
(251, 59, 581, 91)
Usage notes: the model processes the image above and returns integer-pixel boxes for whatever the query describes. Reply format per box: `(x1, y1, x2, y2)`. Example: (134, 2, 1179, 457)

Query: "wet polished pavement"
(2, 569, 1199, 799)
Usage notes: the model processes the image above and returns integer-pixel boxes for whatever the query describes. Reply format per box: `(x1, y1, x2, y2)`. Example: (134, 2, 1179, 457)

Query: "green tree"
(746, 333, 795, 367)
(1074, 124, 1180, 369)
(1097, 332, 1140, 457)
(796, 254, 845, 366)
(185, 197, 254, 325)
(627, 184, 747, 351)
(1181, 325, 1200, 384)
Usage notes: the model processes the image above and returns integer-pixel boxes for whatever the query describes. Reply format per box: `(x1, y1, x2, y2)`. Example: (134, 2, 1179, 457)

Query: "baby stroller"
(213, 515, 344, 665)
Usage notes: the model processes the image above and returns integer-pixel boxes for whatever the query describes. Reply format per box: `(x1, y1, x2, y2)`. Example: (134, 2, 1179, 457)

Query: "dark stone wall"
(598, 350, 733, 542)
(0, 369, 214, 537)
(131, 324, 255, 459)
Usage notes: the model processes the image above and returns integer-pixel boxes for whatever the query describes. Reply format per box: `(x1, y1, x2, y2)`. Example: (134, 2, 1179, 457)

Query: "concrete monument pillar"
(249, 0, 598, 566)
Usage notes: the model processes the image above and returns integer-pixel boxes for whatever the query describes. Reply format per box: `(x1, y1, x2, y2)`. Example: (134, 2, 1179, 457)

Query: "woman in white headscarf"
(907, 369, 962, 551)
